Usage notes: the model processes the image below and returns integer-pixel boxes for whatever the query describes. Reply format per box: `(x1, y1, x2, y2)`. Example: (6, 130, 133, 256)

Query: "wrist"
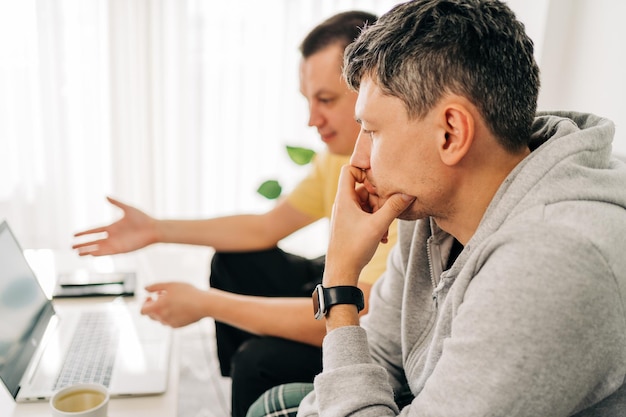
(312, 284, 364, 321)
(321, 264, 360, 287)
(325, 304, 360, 331)
(150, 218, 165, 244)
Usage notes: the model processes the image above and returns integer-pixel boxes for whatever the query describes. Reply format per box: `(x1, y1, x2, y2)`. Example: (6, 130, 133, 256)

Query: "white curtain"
(1, 0, 624, 251)
(0, 0, 398, 251)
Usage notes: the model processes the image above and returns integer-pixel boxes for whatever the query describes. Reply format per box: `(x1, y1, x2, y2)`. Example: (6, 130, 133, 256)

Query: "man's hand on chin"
(324, 165, 415, 285)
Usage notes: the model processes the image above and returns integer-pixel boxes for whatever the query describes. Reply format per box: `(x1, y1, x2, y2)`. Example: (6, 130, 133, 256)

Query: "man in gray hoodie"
(288, 0, 626, 416)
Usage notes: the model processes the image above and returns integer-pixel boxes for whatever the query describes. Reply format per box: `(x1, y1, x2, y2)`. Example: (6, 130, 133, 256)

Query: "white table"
(0, 245, 213, 417)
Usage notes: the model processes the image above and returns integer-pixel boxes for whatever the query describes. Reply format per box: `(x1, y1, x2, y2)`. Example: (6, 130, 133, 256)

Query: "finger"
(140, 298, 154, 315)
(378, 193, 416, 222)
(74, 241, 118, 256)
(144, 283, 170, 292)
(140, 296, 169, 325)
(74, 244, 103, 256)
(380, 229, 389, 244)
(72, 237, 109, 249)
(73, 227, 108, 237)
(107, 196, 130, 211)
(355, 184, 373, 212)
(75, 247, 96, 256)
(145, 312, 164, 325)
(140, 296, 162, 315)
(344, 165, 367, 188)
(336, 165, 366, 206)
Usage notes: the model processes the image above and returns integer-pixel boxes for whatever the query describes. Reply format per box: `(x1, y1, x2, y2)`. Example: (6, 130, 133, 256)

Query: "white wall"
(509, 0, 626, 155)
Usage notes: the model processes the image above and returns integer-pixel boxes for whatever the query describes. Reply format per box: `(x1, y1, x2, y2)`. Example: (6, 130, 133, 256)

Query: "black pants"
(209, 248, 324, 417)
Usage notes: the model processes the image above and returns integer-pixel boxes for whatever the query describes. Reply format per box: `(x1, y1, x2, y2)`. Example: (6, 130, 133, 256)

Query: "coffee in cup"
(50, 383, 109, 417)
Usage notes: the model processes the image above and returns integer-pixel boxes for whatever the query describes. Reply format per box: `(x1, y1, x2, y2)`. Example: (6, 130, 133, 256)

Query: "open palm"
(72, 197, 158, 256)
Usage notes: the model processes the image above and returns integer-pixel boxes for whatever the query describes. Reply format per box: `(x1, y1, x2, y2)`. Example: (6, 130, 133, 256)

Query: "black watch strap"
(312, 284, 365, 320)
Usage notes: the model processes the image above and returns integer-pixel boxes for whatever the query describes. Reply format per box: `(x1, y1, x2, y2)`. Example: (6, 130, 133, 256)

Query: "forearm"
(155, 215, 280, 251)
(154, 200, 316, 251)
(206, 289, 328, 346)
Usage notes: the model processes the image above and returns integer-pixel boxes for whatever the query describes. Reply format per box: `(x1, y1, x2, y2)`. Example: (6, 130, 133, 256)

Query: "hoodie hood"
(468, 111, 626, 250)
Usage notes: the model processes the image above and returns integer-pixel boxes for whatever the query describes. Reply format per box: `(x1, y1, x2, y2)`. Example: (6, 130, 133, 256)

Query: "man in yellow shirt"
(72, 11, 394, 417)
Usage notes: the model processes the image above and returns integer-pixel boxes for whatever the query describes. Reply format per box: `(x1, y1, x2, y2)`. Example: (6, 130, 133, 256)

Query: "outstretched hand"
(324, 165, 415, 286)
(72, 196, 158, 256)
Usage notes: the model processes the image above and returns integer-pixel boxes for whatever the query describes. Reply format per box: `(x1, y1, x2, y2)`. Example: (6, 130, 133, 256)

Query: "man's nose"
(349, 130, 371, 168)
(308, 104, 324, 127)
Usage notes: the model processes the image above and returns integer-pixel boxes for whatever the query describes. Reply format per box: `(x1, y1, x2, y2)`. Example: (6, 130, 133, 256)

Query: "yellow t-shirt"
(286, 151, 397, 285)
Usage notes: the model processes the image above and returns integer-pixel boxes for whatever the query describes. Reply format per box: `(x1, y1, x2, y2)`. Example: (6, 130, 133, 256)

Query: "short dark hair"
(300, 10, 378, 59)
(344, 0, 540, 152)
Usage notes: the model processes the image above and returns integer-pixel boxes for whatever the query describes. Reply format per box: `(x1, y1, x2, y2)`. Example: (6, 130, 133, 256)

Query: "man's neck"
(435, 147, 530, 246)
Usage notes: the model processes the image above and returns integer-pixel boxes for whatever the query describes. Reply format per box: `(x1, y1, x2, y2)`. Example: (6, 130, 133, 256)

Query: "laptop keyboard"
(53, 311, 120, 390)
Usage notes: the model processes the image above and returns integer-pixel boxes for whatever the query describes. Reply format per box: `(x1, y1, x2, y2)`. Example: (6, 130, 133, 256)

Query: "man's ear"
(437, 103, 474, 166)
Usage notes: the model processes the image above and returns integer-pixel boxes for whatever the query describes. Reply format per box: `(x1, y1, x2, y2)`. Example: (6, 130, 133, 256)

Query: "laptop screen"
(0, 221, 55, 398)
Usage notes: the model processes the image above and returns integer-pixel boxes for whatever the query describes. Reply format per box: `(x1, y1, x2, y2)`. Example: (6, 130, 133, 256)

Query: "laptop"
(0, 220, 172, 402)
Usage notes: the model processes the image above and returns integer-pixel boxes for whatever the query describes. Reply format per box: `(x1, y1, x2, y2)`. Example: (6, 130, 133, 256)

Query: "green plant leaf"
(286, 146, 316, 165)
(257, 180, 282, 199)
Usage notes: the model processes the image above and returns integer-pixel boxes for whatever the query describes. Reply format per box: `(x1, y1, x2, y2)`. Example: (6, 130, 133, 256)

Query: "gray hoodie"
(298, 112, 626, 417)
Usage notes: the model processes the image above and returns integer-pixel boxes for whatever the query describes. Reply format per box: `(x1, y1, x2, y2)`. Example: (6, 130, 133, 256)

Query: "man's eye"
(319, 97, 335, 104)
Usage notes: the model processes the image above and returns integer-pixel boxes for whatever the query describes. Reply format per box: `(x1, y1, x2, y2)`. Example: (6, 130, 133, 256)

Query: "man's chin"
(397, 212, 416, 221)
(397, 205, 424, 221)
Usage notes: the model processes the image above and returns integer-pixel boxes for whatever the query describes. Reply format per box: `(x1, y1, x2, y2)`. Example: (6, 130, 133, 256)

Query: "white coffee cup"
(50, 383, 109, 417)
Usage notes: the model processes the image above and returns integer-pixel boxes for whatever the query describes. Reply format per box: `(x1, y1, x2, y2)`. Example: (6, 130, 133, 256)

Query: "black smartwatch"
(312, 284, 365, 320)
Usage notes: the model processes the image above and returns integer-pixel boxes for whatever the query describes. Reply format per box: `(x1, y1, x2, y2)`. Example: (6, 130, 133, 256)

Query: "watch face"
(312, 284, 325, 320)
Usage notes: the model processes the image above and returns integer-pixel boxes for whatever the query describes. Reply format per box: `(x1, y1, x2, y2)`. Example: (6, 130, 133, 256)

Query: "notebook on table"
(53, 270, 136, 298)
(0, 220, 172, 402)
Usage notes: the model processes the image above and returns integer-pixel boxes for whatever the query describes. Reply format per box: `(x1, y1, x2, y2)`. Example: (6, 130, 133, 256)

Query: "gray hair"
(343, 0, 540, 152)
